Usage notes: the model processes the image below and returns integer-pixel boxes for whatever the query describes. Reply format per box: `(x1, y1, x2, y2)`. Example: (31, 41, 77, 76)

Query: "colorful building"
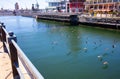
(85, 0, 120, 13)
(66, 0, 85, 12)
(46, 0, 85, 12)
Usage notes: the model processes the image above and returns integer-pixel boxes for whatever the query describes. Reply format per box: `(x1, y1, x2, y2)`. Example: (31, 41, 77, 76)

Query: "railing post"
(0, 22, 2, 41)
(7, 31, 20, 79)
(0, 23, 7, 52)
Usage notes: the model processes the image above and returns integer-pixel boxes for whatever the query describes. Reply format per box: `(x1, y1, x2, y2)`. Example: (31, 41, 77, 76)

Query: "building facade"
(46, 0, 62, 11)
(66, 0, 85, 12)
(85, 0, 120, 13)
(46, 0, 85, 12)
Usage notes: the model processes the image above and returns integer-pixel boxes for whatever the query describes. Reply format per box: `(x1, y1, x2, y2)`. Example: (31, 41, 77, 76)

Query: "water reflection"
(34, 21, 83, 56)
(65, 27, 82, 55)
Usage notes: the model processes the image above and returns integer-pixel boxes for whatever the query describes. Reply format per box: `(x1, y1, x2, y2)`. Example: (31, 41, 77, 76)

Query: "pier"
(36, 13, 79, 25)
(0, 23, 44, 79)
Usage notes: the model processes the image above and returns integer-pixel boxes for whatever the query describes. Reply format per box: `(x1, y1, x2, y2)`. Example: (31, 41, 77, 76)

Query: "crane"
(35, 0, 39, 10)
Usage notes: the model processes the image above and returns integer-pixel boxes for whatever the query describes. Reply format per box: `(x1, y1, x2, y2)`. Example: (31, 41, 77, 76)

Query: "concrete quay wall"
(36, 13, 79, 25)
(21, 12, 120, 29)
(79, 16, 120, 29)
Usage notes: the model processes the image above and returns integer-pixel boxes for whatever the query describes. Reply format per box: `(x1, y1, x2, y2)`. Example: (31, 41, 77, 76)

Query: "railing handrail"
(2, 27, 9, 35)
(12, 40, 44, 79)
(0, 22, 44, 79)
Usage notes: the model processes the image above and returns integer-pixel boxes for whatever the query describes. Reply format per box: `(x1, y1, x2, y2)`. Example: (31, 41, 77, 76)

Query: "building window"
(103, 0, 106, 3)
(109, 5, 114, 9)
(108, 0, 112, 2)
(94, 5, 97, 9)
(49, 2, 60, 7)
(113, 0, 118, 2)
(99, 5, 102, 9)
(90, 6, 93, 9)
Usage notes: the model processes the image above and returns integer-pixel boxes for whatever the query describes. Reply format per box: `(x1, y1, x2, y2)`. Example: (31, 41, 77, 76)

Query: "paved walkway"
(0, 42, 13, 79)
(0, 42, 31, 79)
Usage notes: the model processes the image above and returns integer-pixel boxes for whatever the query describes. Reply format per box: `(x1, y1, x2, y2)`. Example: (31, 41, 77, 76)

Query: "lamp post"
(76, 0, 78, 12)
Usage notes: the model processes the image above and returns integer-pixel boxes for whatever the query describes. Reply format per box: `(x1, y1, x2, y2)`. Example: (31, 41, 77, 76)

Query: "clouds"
(0, 0, 48, 10)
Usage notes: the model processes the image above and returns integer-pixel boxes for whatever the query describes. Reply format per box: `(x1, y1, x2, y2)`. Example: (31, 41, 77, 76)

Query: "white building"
(46, 0, 68, 12)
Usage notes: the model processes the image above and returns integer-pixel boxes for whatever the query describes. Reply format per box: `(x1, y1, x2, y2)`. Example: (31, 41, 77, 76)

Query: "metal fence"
(0, 22, 44, 79)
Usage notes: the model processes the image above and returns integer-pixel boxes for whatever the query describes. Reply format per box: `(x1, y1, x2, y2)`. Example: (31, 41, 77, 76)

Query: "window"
(113, 0, 118, 2)
(99, 5, 102, 9)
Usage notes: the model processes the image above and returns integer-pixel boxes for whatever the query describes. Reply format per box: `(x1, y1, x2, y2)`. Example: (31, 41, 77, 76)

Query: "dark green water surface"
(0, 16, 120, 79)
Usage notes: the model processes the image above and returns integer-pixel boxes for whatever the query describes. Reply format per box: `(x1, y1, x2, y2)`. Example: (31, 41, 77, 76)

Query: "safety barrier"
(0, 22, 44, 79)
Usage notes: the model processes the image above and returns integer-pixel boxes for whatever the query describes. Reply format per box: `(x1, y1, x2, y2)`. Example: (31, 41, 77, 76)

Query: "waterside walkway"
(0, 42, 31, 79)
(0, 22, 44, 79)
(0, 42, 13, 79)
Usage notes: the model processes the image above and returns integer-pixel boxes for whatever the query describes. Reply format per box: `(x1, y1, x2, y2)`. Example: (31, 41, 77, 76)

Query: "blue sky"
(0, 0, 48, 10)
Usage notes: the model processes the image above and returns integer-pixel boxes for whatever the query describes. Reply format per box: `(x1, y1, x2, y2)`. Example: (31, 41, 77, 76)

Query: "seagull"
(97, 55, 103, 61)
(112, 45, 116, 48)
(84, 47, 87, 50)
(103, 61, 109, 65)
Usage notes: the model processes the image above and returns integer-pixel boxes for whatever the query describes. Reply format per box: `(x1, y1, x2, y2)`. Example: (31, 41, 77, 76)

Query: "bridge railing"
(0, 22, 44, 79)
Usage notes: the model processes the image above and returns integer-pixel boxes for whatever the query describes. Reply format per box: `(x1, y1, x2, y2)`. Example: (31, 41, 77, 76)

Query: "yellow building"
(85, 0, 120, 13)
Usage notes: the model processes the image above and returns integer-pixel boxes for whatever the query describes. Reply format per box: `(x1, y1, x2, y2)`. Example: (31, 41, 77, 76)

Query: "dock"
(36, 13, 79, 25)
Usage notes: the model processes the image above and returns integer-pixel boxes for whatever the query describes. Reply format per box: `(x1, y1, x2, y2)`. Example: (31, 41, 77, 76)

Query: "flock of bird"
(50, 28, 119, 69)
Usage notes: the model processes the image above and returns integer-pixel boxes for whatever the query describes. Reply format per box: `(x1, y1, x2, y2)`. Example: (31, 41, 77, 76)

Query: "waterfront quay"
(2, 9, 119, 29)
(36, 12, 79, 25)
(79, 16, 120, 29)
(35, 12, 120, 29)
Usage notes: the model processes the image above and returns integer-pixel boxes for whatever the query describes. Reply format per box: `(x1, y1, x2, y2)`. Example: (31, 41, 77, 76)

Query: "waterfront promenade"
(0, 22, 44, 79)
(0, 42, 13, 79)
(0, 42, 31, 79)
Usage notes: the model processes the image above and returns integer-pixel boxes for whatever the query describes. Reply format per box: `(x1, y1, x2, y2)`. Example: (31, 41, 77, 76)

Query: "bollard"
(1, 23, 6, 28)
(7, 31, 20, 79)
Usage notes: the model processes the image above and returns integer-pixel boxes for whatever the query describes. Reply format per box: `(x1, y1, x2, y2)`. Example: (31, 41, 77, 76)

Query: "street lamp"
(76, 0, 78, 12)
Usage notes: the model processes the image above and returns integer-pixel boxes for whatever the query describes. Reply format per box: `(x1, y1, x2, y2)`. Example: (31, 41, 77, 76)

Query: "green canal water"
(0, 16, 120, 79)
